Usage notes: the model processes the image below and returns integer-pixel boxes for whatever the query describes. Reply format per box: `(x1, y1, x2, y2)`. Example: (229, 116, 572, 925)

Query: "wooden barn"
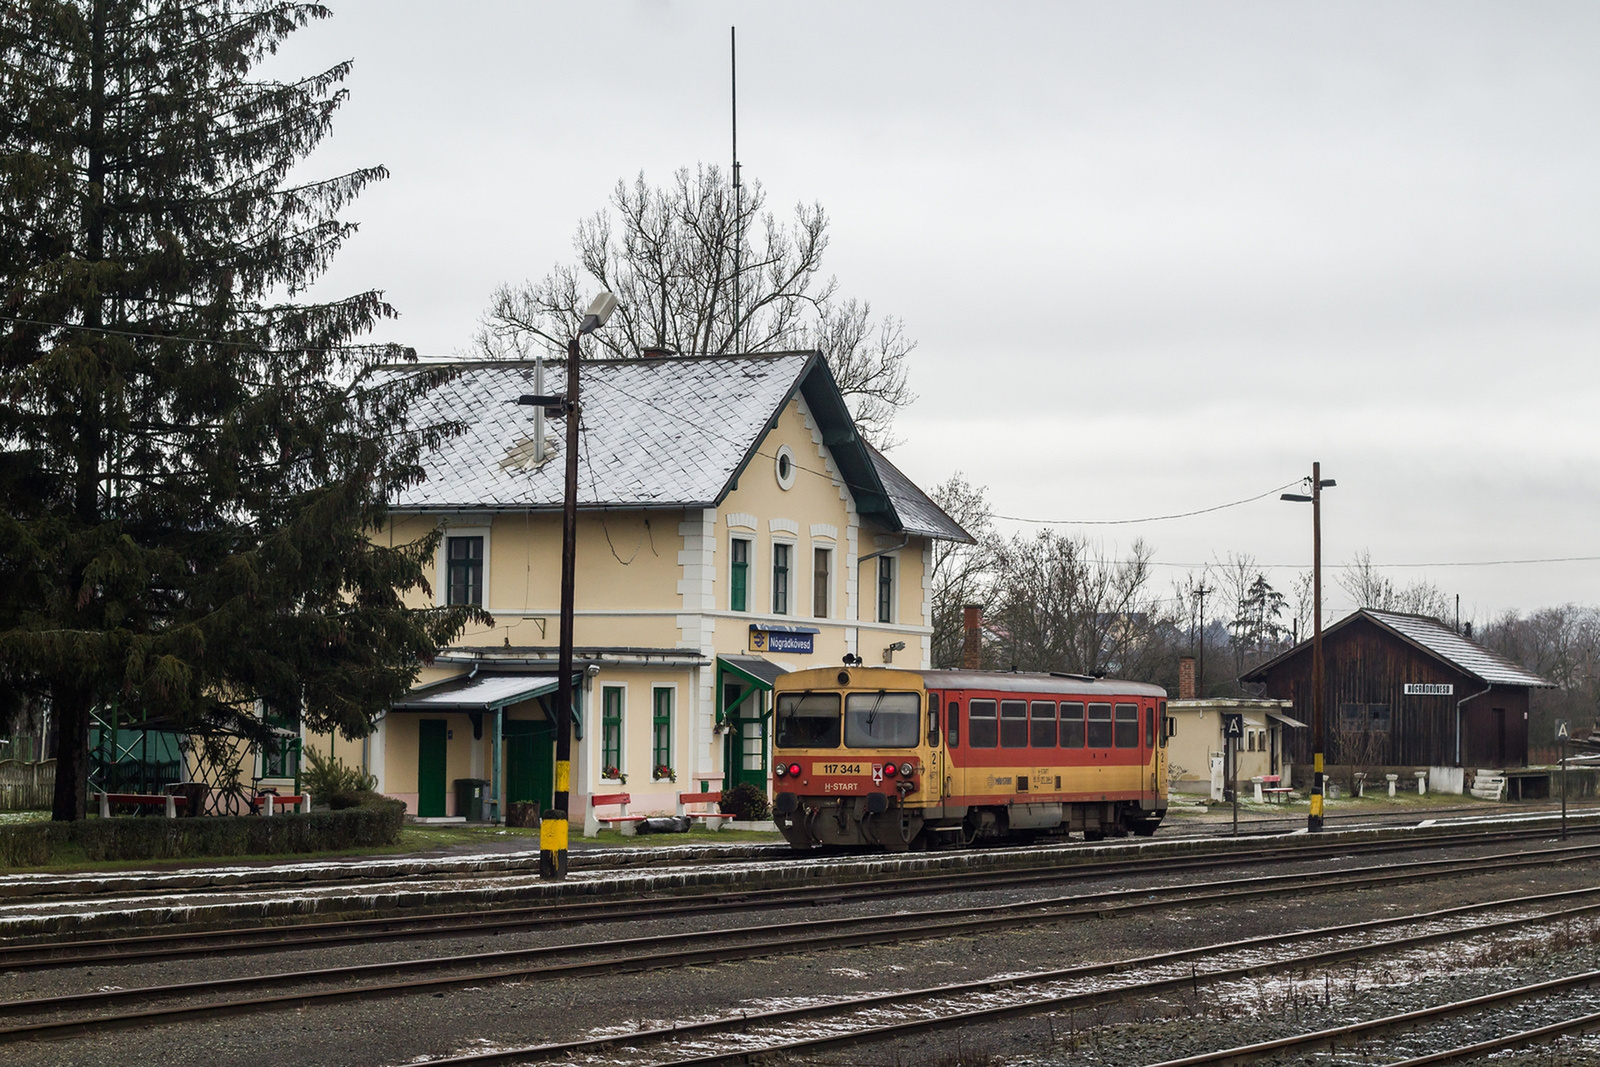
(1240, 609, 1553, 772)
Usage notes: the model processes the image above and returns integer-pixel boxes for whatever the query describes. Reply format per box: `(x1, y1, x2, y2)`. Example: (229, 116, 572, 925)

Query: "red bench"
(676, 791, 727, 829)
(97, 792, 187, 818)
(250, 793, 311, 815)
(583, 792, 647, 837)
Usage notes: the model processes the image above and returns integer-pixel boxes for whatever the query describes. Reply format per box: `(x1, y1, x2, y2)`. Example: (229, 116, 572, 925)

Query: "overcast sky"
(280, 2, 1600, 622)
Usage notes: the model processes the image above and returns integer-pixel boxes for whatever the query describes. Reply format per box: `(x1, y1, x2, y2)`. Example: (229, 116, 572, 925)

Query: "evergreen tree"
(0, 1, 483, 819)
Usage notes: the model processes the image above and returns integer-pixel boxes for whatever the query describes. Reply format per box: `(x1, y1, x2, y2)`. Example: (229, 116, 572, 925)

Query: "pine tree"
(0, 1, 483, 819)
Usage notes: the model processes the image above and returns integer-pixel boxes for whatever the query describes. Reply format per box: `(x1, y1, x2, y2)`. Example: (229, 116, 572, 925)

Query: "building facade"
(310, 352, 970, 822)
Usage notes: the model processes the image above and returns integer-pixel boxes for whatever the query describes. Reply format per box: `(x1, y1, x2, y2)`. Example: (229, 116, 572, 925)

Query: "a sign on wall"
(1403, 683, 1454, 696)
(748, 625, 817, 655)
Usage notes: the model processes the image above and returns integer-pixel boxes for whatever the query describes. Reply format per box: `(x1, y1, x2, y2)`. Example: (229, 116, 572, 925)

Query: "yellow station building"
(307, 351, 970, 826)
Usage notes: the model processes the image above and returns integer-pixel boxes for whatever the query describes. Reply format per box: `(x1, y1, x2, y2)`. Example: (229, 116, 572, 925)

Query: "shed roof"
(1241, 609, 1554, 689)
(385, 352, 970, 542)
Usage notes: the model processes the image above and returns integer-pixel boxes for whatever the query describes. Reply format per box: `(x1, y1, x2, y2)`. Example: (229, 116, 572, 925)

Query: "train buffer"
(676, 791, 727, 830)
(585, 792, 647, 837)
(97, 792, 188, 818)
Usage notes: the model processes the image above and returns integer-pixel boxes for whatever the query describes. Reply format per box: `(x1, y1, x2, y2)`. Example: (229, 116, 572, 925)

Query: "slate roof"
(1242, 609, 1554, 688)
(385, 351, 971, 542)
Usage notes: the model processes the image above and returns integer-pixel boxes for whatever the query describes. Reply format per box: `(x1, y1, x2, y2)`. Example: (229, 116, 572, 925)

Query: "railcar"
(771, 666, 1169, 850)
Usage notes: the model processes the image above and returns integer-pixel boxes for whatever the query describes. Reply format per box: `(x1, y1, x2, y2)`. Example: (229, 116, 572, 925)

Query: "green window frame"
(730, 538, 750, 612)
(772, 542, 790, 614)
(652, 687, 673, 773)
(601, 686, 624, 775)
(446, 535, 483, 606)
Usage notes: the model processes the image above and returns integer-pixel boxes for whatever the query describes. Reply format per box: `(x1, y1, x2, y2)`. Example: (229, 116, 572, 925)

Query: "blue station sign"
(749, 624, 818, 655)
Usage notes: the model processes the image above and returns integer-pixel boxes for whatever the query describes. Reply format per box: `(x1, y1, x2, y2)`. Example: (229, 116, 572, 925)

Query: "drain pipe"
(1456, 683, 1492, 766)
(858, 533, 909, 565)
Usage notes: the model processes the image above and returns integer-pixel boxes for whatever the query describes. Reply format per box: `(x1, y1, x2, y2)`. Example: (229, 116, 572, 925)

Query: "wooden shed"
(1240, 609, 1553, 771)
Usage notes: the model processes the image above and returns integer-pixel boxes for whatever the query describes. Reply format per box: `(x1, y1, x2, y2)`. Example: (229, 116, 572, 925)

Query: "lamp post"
(517, 293, 617, 881)
(1282, 463, 1335, 833)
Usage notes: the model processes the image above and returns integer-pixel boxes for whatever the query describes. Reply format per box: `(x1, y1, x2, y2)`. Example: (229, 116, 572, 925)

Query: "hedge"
(0, 798, 406, 869)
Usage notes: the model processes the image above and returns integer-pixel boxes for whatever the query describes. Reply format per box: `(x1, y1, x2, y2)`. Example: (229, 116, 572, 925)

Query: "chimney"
(1178, 655, 1196, 700)
(641, 347, 676, 360)
(961, 604, 984, 670)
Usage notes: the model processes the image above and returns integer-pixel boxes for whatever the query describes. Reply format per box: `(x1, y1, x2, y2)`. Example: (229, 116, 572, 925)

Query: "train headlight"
(899, 762, 915, 777)
(774, 764, 786, 778)
(881, 763, 897, 778)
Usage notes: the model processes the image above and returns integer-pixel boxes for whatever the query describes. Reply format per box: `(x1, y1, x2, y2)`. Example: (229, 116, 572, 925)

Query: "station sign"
(1557, 719, 1571, 741)
(748, 625, 816, 655)
(1222, 713, 1243, 740)
(1403, 683, 1454, 696)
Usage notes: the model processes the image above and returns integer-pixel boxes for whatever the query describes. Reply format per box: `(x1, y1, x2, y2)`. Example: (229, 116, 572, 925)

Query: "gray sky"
(282, 2, 1600, 622)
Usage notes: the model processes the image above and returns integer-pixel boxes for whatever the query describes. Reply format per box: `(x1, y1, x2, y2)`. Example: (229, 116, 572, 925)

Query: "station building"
(1240, 609, 1554, 785)
(306, 351, 970, 822)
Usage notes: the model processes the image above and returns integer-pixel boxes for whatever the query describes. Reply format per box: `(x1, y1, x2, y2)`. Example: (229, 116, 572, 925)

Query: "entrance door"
(723, 683, 769, 791)
(418, 719, 448, 817)
(505, 719, 554, 812)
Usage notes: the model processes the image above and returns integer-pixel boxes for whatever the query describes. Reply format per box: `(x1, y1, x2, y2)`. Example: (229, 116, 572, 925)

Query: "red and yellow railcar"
(771, 666, 1168, 850)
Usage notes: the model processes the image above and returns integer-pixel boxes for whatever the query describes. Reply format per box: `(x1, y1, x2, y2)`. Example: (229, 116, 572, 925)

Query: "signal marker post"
(1224, 714, 1243, 836)
(1557, 719, 1571, 841)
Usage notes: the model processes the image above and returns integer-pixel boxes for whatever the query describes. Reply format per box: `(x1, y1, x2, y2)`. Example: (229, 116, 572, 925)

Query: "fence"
(0, 760, 54, 811)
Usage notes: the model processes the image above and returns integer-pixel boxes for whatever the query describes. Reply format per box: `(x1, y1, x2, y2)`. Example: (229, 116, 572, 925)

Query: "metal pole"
(731, 26, 742, 353)
(1310, 461, 1325, 833)
(1230, 730, 1238, 836)
(1561, 736, 1568, 841)
(541, 337, 582, 881)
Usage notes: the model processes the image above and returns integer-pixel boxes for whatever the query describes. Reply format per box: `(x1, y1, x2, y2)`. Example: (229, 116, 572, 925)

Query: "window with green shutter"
(601, 686, 623, 776)
(730, 538, 750, 612)
(652, 688, 673, 777)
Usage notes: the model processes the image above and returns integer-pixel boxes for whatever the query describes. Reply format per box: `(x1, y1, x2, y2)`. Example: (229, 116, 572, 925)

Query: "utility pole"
(1282, 463, 1335, 833)
(731, 26, 742, 354)
(1193, 581, 1213, 699)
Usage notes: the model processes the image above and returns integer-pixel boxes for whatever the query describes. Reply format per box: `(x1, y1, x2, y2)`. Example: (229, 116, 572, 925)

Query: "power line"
(993, 480, 1302, 526)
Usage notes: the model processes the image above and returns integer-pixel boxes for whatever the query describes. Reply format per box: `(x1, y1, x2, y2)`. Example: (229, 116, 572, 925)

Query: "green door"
(723, 684, 769, 791)
(505, 719, 554, 811)
(417, 719, 448, 817)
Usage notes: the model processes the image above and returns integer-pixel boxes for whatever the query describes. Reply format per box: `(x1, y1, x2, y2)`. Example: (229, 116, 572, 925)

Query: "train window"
(969, 699, 997, 748)
(1000, 700, 1028, 748)
(1060, 702, 1085, 748)
(948, 702, 961, 748)
(1144, 707, 1155, 748)
(1160, 701, 1169, 748)
(1114, 704, 1139, 748)
(1030, 701, 1057, 747)
(845, 691, 922, 748)
(775, 692, 842, 748)
(1087, 703, 1112, 748)
(927, 693, 941, 746)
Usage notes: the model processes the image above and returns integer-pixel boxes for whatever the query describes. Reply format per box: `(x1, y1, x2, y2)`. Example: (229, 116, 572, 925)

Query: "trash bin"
(454, 778, 489, 822)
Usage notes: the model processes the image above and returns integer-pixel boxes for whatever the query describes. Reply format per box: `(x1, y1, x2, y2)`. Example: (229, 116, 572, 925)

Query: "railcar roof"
(915, 670, 1168, 698)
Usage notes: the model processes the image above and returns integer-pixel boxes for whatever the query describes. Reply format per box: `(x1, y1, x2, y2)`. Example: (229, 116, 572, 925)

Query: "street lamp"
(1282, 462, 1335, 833)
(517, 293, 617, 881)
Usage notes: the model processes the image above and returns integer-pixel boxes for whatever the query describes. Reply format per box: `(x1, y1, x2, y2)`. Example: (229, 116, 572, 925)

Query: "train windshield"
(844, 691, 922, 748)
(775, 692, 842, 748)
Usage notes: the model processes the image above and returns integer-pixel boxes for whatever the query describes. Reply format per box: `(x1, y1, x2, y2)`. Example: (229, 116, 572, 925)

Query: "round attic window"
(775, 444, 796, 490)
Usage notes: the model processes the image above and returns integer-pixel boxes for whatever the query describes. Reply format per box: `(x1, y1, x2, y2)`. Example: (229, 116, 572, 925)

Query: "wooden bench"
(97, 792, 187, 818)
(583, 792, 647, 837)
(676, 791, 726, 830)
(1263, 788, 1294, 803)
(249, 792, 311, 815)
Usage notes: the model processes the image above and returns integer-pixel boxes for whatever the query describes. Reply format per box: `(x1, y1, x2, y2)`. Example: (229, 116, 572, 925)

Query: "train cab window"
(1087, 703, 1113, 748)
(775, 692, 842, 748)
(1030, 701, 1057, 747)
(927, 693, 941, 746)
(1060, 702, 1085, 748)
(1000, 700, 1028, 748)
(1114, 703, 1139, 748)
(969, 699, 997, 748)
(844, 691, 921, 748)
(1145, 707, 1156, 748)
(948, 702, 961, 748)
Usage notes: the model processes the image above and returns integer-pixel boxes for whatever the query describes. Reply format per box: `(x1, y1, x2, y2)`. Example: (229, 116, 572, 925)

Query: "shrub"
(302, 746, 377, 798)
(718, 782, 771, 822)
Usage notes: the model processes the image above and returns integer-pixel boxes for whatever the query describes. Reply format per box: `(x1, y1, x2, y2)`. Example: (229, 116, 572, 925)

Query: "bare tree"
(476, 165, 914, 444)
(1338, 549, 1452, 621)
(928, 474, 998, 668)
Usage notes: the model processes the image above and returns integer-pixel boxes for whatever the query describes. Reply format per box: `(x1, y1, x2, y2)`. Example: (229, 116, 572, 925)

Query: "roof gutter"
(1456, 683, 1492, 765)
(858, 534, 910, 564)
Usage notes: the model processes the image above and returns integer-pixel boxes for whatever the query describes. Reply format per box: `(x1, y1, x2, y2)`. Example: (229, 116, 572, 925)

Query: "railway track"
(5, 824, 1597, 970)
(2, 838, 1598, 1044)
(395, 888, 1600, 1066)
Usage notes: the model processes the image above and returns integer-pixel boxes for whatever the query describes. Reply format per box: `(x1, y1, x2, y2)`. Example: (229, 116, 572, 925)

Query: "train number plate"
(813, 762, 864, 776)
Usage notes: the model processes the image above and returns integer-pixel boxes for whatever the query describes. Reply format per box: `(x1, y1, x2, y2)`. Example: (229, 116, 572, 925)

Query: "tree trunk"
(51, 684, 92, 821)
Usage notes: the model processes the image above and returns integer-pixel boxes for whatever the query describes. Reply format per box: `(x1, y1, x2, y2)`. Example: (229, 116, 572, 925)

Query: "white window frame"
(599, 683, 627, 780)
(729, 534, 755, 613)
(650, 683, 677, 779)
(812, 544, 833, 619)
(437, 523, 491, 609)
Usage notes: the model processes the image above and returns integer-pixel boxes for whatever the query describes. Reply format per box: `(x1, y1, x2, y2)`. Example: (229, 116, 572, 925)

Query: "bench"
(97, 792, 188, 818)
(583, 792, 647, 837)
(1263, 788, 1294, 803)
(249, 792, 312, 815)
(676, 791, 726, 830)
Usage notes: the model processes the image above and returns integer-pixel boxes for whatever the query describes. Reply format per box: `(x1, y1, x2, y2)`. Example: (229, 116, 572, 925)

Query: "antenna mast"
(731, 25, 742, 354)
